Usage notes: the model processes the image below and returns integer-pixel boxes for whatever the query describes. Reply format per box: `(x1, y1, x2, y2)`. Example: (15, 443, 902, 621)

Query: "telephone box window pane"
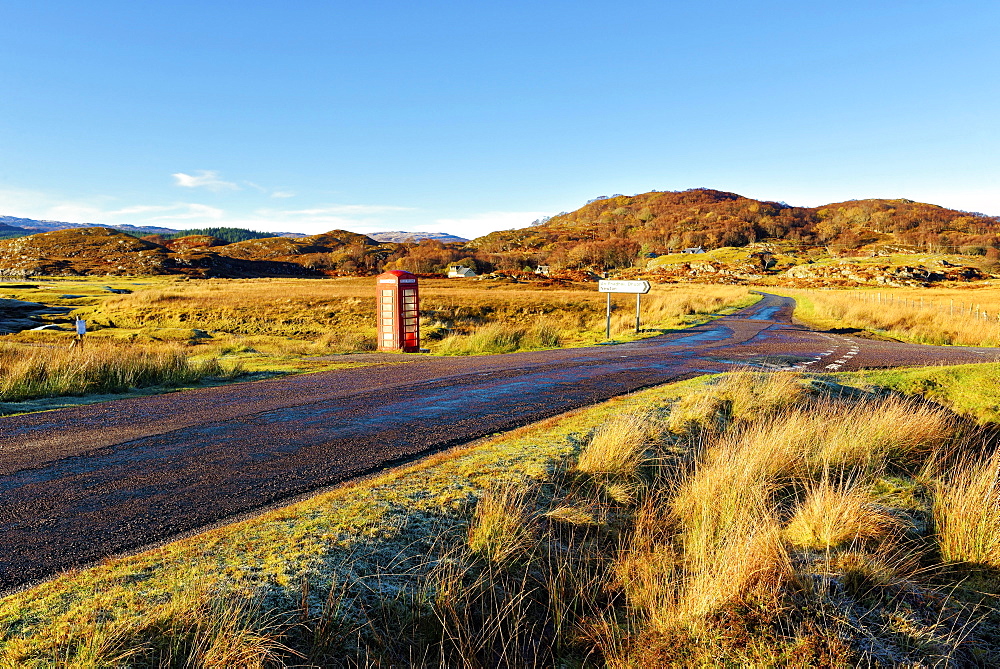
(402, 289, 415, 296)
(382, 326, 394, 333)
(381, 296, 394, 304)
(382, 319, 394, 327)
(381, 289, 394, 296)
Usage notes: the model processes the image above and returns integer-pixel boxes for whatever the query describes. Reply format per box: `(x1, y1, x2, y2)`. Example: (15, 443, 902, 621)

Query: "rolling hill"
(0, 227, 389, 278)
(471, 189, 1000, 264)
(1, 189, 998, 285)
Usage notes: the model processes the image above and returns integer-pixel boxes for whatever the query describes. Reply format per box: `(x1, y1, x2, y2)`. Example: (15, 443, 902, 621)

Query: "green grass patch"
(839, 362, 1000, 424)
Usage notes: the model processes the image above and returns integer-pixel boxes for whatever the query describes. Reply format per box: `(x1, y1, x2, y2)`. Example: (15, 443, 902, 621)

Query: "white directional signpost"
(598, 280, 651, 340)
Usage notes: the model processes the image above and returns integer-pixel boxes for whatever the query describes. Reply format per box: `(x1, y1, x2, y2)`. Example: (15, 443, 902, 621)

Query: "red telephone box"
(376, 270, 420, 352)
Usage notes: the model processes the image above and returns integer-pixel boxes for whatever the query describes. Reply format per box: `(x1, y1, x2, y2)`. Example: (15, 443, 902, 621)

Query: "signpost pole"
(598, 280, 650, 341)
(605, 292, 612, 340)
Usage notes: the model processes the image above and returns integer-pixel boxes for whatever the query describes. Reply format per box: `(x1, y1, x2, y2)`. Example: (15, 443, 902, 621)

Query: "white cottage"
(448, 265, 477, 278)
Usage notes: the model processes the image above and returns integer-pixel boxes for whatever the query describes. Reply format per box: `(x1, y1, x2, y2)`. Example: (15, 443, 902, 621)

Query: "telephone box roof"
(377, 270, 417, 279)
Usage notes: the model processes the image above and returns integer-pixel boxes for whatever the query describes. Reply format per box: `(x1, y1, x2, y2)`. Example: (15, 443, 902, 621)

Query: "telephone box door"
(376, 270, 420, 352)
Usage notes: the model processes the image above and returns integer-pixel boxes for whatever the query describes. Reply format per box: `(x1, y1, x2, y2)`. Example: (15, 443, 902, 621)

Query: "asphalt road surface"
(2, 293, 999, 591)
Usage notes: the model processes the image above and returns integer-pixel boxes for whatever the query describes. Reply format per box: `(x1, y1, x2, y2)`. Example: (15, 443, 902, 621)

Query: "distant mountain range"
(0, 216, 468, 244)
(365, 230, 469, 243)
(0, 216, 304, 239)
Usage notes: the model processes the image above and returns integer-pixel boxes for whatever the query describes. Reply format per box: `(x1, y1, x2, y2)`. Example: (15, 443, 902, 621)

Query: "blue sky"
(1, 1, 998, 238)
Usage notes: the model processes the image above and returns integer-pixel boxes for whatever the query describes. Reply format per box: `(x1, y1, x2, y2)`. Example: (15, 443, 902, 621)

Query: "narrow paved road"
(1, 293, 998, 591)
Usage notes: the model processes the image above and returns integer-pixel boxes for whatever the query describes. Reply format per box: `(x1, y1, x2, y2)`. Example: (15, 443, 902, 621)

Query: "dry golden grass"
(674, 510, 791, 624)
(0, 340, 236, 402)
(467, 478, 539, 563)
(666, 370, 808, 435)
(933, 449, 1000, 568)
(807, 396, 952, 470)
(84, 278, 755, 356)
(785, 479, 901, 550)
(616, 383, 964, 661)
(575, 412, 655, 477)
(671, 380, 953, 476)
(781, 285, 1000, 346)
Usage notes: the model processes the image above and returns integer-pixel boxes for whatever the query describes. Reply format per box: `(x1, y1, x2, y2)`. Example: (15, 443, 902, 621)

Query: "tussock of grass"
(667, 370, 809, 435)
(575, 412, 655, 477)
(433, 320, 562, 355)
(785, 479, 901, 550)
(467, 479, 539, 563)
(544, 505, 600, 526)
(933, 449, 1000, 569)
(0, 341, 239, 402)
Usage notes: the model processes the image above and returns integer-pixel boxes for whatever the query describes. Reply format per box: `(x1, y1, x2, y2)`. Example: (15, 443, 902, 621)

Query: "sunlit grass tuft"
(467, 478, 539, 563)
(933, 449, 1000, 569)
(575, 412, 656, 477)
(785, 479, 901, 550)
(0, 341, 239, 402)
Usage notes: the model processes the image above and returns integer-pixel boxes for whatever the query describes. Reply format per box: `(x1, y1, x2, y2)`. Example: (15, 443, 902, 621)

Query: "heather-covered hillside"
(0, 228, 389, 278)
(471, 189, 1000, 270)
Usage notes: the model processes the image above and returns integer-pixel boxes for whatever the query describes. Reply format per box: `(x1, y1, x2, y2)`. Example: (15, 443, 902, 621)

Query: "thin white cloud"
(105, 204, 178, 216)
(279, 204, 414, 216)
(147, 203, 226, 221)
(172, 170, 240, 192)
(21, 200, 226, 227)
(239, 181, 299, 199)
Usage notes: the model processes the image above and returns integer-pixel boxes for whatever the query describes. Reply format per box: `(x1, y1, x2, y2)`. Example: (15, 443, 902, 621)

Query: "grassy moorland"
(80, 278, 756, 354)
(2, 367, 998, 666)
(0, 278, 756, 410)
(775, 286, 1000, 347)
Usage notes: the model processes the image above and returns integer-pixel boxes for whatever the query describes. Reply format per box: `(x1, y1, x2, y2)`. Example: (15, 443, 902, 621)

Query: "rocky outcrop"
(640, 261, 765, 284)
(782, 262, 985, 287)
